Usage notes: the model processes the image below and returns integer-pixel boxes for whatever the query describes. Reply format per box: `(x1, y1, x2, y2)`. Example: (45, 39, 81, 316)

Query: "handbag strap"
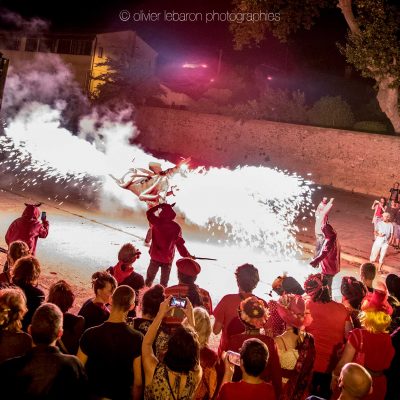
(357, 329, 364, 352)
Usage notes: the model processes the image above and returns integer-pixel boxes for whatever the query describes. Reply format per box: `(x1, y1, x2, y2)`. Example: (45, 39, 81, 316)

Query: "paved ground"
(296, 185, 400, 274)
(1, 181, 397, 308)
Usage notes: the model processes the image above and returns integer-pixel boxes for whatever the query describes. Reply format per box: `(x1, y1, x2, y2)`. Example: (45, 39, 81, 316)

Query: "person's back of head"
(30, 303, 63, 345)
(47, 280, 75, 313)
(240, 338, 269, 377)
(360, 263, 376, 283)
(118, 243, 141, 270)
(7, 241, 30, 267)
(12, 255, 41, 287)
(191, 307, 211, 348)
(91, 271, 117, 295)
(142, 284, 165, 318)
(235, 264, 259, 293)
(339, 363, 372, 399)
(341, 276, 367, 310)
(304, 273, 331, 303)
(164, 325, 200, 373)
(111, 285, 135, 313)
(0, 287, 27, 332)
(386, 274, 400, 300)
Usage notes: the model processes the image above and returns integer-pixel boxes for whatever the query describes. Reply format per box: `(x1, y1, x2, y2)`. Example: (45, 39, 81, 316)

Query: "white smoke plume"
(0, 9, 49, 33)
(0, 11, 313, 259)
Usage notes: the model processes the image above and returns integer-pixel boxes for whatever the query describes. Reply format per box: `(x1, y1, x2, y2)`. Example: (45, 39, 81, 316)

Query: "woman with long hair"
(12, 255, 45, 331)
(184, 307, 218, 400)
(142, 296, 202, 399)
(0, 287, 32, 362)
(0, 241, 30, 287)
(275, 293, 315, 400)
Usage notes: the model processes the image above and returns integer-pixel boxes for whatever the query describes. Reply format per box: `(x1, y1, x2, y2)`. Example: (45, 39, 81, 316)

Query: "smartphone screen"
(169, 297, 187, 308)
(227, 351, 241, 366)
(41, 211, 47, 220)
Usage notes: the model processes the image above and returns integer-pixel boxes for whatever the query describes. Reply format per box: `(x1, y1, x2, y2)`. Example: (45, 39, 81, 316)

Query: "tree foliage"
(229, 0, 400, 133)
(93, 55, 162, 106)
(230, 0, 332, 49)
(338, 0, 400, 87)
(308, 96, 355, 128)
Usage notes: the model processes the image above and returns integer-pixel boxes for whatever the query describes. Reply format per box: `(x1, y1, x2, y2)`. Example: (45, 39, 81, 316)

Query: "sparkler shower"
(0, 54, 314, 261)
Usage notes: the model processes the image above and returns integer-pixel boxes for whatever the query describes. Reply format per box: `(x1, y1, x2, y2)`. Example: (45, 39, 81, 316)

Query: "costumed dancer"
(110, 158, 189, 245)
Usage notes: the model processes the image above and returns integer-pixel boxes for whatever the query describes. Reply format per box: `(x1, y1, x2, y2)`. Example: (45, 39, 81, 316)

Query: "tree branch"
(337, 0, 361, 35)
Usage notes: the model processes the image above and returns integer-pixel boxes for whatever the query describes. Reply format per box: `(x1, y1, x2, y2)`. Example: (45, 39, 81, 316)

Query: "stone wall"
(136, 107, 400, 196)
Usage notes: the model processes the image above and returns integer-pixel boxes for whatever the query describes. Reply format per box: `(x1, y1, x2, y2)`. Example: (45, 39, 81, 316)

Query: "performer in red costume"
(110, 158, 189, 245)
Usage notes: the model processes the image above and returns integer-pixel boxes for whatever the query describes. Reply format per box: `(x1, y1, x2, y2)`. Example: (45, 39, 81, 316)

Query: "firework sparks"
(0, 100, 313, 260)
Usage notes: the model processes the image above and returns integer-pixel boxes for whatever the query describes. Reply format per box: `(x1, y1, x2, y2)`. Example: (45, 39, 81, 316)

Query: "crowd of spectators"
(0, 237, 399, 400)
(0, 201, 400, 399)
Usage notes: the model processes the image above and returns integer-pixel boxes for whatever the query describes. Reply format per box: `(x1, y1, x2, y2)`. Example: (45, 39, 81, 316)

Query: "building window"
(56, 39, 92, 55)
(25, 38, 39, 52)
(0, 36, 21, 51)
(38, 39, 56, 53)
(98, 47, 103, 58)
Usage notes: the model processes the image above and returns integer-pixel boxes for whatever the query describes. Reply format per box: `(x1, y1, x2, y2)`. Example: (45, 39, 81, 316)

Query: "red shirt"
(305, 300, 349, 373)
(213, 293, 252, 354)
(348, 329, 394, 400)
(217, 381, 276, 400)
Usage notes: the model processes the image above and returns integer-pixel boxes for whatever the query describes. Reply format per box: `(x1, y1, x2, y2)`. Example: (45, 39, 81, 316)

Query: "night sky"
(0, 0, 348, 73)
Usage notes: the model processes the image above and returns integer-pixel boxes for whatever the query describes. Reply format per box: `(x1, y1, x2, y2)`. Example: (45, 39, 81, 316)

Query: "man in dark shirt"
(77, 285, 143, 400)
(0, 303, 88, 399)
(145, 203, 192, 287)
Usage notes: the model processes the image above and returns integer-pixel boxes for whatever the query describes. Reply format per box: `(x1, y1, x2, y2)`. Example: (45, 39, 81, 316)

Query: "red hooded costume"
(146, 203, 190, 263)
(310, 223, 340, 276)
(5, 203, 49, 255)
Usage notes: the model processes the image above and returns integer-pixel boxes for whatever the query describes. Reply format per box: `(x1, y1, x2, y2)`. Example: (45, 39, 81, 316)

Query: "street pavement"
(297, 185, 400, 274)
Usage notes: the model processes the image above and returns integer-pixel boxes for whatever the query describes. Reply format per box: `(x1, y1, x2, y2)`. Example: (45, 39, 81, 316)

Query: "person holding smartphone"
(5, 203, 49, 259)
(217, 338, 276, 400)
(142, 296, 203, 400)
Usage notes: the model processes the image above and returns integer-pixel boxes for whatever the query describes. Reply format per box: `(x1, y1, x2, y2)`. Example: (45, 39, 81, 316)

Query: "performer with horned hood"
(5, 203, 49, 271)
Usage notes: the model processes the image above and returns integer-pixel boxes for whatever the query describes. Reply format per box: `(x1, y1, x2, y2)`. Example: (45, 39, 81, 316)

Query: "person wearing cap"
(304, 273, 351, 400)
(107, 243, 144, 316)
(145, 203, 192, 288)
(275, 294, 315, 400)
(314, 197, 334, 256)
(340, 276, 368, 329)
(266, 274, 305, 337)
(225, 296, 282, 399)
(164, 258, 212, 326)
(370, 212, 394, 274)
(332, 282, 395, 400)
